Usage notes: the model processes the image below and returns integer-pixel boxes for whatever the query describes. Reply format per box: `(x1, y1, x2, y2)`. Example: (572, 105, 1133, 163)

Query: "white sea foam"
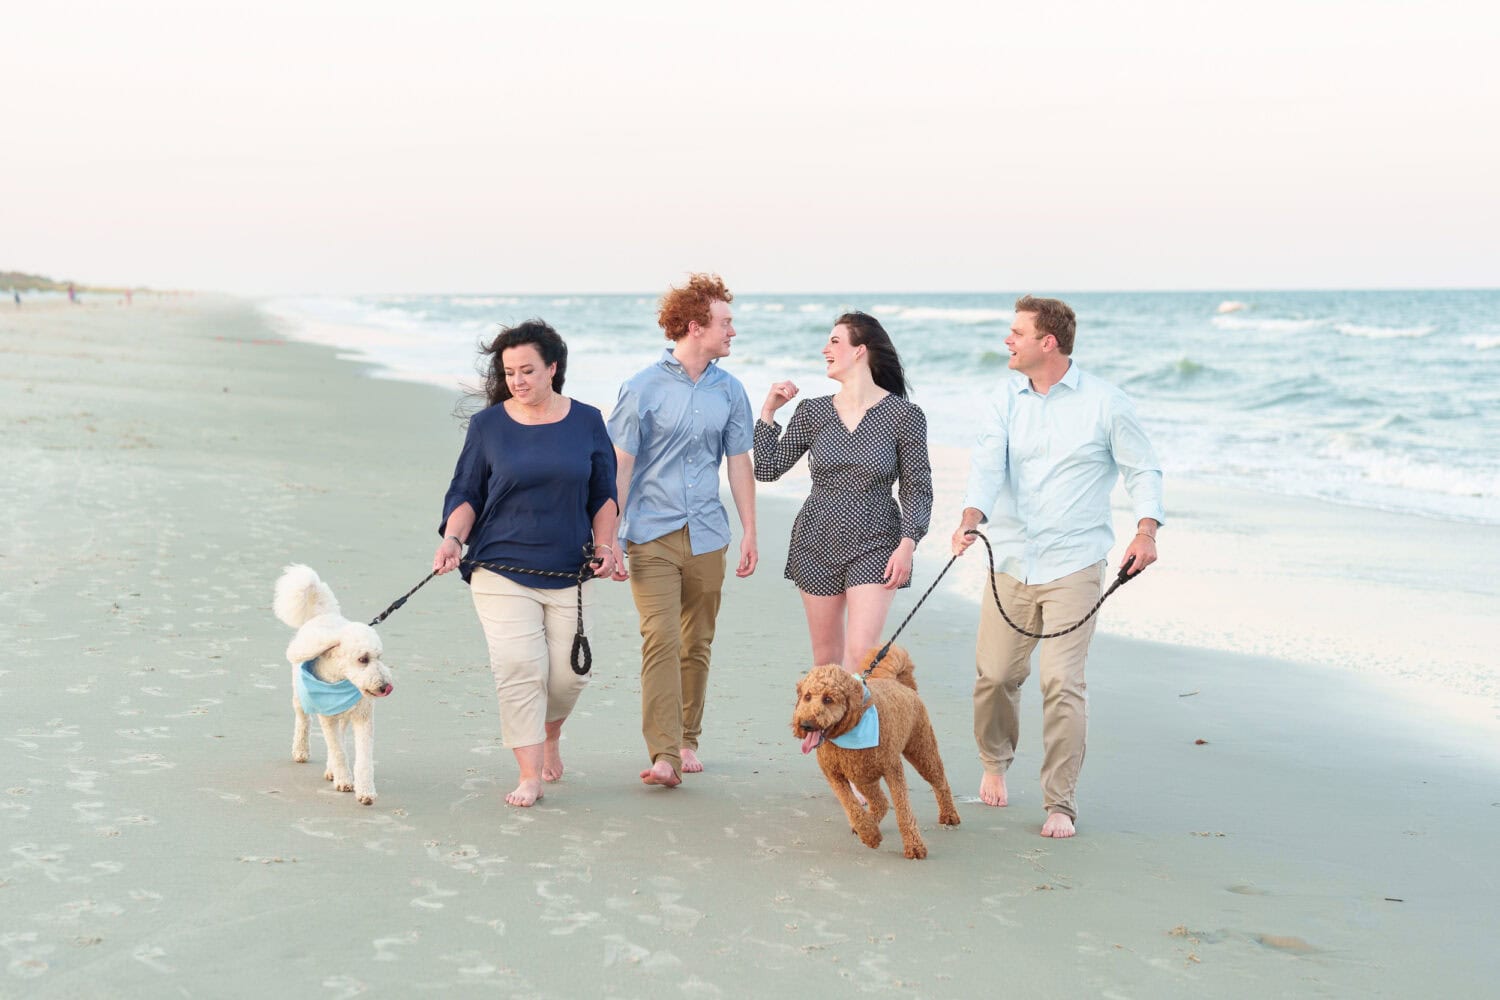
(444, 296, 522, 307)
(1216, 300, 1249, 314)
(1462, 334, 1500, 351)
(1333, 322, 1436, 340)
(871, 305, 1010, 324)
(1210, 315, 1326, 333)
(797, 303, 825, 313)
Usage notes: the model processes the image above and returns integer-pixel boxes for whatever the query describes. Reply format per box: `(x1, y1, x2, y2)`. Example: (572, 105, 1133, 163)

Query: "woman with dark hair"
(754, 311, 933, 674)
(433, 319, 620, 807)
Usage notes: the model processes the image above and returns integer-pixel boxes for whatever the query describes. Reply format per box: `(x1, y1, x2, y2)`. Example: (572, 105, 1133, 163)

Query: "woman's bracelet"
(594, 544, 614, 555)
(1135, 531, 1156, 541)
(444, 535, 464, 548)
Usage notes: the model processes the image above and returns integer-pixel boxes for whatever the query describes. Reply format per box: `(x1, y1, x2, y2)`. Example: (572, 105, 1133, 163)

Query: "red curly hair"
(657, 273, 733, 341)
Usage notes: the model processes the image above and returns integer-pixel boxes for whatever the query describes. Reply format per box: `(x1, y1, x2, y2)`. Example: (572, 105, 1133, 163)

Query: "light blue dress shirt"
(608, 348, 754, 556)
(963, 361, 1164, 585)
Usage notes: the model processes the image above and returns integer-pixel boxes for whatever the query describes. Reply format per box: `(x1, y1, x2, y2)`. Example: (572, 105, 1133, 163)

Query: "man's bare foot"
(849, 781, 867, 807)
(542, 740, 564, 782)
(505, 778, 544, 807)
(680, 747, 703, 773)
(979, 772, 1008, 807)
(1040, 812, 1075, 838)
(640, 760, 681, 787)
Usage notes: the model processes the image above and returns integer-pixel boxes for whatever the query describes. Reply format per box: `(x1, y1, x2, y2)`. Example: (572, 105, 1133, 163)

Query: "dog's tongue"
(800, 730, 824, 754)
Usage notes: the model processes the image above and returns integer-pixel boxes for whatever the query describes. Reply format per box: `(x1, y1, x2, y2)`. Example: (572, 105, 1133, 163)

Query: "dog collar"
(829, 686, 880, 750)
(294, 658, 363, 716)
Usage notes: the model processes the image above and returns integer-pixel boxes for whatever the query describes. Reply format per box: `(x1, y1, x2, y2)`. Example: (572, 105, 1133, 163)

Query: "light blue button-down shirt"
(608, 348, 754, 555)
(963, 361, 1164, 585)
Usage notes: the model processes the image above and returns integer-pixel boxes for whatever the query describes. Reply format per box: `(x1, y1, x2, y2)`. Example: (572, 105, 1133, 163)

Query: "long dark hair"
(835, 311, 908, 397)
(479, 319, 568, 408)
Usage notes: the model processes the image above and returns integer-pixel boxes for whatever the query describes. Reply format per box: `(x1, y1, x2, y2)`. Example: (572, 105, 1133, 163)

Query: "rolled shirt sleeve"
(439, 419, 489, 536)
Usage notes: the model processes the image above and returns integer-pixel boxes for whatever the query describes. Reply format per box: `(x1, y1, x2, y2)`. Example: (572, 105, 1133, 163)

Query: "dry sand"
(3, 297, 1498, 997)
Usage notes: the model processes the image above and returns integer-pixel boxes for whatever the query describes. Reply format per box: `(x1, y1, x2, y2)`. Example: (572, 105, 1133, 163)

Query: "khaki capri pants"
(470, 568, 593, 748)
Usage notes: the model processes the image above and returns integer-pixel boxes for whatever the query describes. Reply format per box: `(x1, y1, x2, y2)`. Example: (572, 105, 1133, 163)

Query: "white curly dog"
(273, 564, 394, 805)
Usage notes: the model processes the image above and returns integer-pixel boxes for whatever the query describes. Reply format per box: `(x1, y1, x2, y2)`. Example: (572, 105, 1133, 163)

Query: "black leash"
(965, 529, 1142, 640)
(367, 546, 598, 675)
(862, 529, 1144, 676)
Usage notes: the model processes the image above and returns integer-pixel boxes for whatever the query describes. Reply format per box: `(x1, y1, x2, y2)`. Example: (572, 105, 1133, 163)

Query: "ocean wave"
(1216, 300, 1249, 314)
(1334, 322, 1436, 340)
(1211, 315, 1327, 333)
(1121, 357, 1225, 388)
(1321, 437, 1499, 501)
(870, 305, 1011, 325)
(797, 303, 826, 313)
(444, 295, 522, 307)
(1462, 334, 1500, 351)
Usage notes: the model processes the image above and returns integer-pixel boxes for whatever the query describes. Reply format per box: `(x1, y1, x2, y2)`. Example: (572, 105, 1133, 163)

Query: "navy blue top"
(440, 400, 618, 588)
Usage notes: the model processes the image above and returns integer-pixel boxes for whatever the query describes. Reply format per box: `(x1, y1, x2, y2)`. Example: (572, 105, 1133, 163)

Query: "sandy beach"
(3, 297, 1499, 997)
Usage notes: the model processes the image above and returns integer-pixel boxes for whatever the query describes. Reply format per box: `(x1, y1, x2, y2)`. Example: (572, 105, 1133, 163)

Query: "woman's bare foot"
(680, 747, 703, 773)
(542, 719, 565, 782)
(640, 759, 681, 787)
(1040, 812, 1075, 838)
(505, 778, 544, 807)
(979, 772, 1008, 806)
(542, 743, 564, 782)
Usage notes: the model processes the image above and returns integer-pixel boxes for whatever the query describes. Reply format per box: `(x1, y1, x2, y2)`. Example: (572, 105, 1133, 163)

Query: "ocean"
(262, 289, 1500, 527)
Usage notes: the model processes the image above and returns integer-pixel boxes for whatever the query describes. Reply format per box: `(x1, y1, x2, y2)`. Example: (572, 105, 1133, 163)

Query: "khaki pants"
(973, 561, 1104, 821)
(626, 526, 727, 775)
(470, 569, 593, 749)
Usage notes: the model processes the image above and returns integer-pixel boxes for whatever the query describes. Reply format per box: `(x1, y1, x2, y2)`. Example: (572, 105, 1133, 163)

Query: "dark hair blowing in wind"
(834, 311, 909, 397)
(480, 319, 569, 408)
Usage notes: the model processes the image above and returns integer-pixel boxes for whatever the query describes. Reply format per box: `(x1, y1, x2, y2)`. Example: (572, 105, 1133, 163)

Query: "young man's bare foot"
(979, 772, 1008, 806)
(505, 778, 544, 807)
(639, 759, 681, 787)
(1040, 812, 1075, 838)
(680, 747, 703, 773)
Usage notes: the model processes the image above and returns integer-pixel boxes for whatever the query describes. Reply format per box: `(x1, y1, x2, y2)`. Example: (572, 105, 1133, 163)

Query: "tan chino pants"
(626, 526, 727, 776)
(973, 561, 1105, 821)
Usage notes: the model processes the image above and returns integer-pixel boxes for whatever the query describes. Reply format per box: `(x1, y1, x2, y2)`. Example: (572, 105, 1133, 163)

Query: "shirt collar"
(1012, 359, 1080, 396)
(658, 347, 721, 381)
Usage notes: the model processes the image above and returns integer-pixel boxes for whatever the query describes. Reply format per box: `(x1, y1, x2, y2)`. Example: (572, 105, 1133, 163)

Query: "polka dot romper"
(754, 395, 933, 596)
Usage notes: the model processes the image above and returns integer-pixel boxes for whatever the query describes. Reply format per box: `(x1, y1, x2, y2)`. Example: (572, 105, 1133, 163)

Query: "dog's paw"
(292, 750, 309, 763)
(903, 839, 928, 860)
(856, 826, 883, 850)
(334, 778, 354, 792)
(323, 769, 335, 782)
(940, 809, 961, 827)
(356, 792, 376, 805)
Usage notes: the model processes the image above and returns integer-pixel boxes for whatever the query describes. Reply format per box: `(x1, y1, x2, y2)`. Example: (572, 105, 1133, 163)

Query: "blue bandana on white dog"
(829, 684, 880, 750)
(295, 659, 363, 716)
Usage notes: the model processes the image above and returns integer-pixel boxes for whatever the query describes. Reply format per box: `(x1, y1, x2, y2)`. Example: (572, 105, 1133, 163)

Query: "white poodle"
(273, 564, 394, 805)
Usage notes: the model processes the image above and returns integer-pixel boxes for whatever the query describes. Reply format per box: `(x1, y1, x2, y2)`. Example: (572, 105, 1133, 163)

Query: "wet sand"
(3, 297, 1498, 997)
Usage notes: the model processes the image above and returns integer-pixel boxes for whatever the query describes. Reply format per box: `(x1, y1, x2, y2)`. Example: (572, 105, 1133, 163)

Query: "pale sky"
(4, 1, 1497, 294)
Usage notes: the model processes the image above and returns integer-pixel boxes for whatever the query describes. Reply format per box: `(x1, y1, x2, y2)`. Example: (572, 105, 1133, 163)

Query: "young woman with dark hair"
(753, 312, 933, 674)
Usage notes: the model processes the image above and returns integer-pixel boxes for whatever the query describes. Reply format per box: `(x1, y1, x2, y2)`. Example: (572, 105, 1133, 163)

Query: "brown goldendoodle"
(791, 646, 960, 859)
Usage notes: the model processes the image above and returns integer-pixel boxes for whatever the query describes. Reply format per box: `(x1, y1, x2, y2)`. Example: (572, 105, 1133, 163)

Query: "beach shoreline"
(3, 297, 1498, 997)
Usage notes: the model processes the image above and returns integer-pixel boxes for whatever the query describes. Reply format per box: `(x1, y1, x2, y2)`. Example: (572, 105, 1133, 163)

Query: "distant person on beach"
(11, 290, 18, 308)
(433, 320, 620, 808)
(67, 282, 76, 304)
(753, 311, 932, 673)
(952, 296, 1163, 839)
(608, 273, 757, 788)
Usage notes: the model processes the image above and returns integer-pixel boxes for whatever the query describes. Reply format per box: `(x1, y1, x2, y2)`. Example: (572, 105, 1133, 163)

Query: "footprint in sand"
(1256, 933, 1318, 954)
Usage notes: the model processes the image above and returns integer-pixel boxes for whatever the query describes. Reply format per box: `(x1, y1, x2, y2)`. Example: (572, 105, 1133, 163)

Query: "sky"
(4, 1, 1497, 294)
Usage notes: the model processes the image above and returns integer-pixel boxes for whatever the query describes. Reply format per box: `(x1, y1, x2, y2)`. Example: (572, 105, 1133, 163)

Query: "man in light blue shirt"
(609, 273, 758, 788)
(952, 296, 1163, 838)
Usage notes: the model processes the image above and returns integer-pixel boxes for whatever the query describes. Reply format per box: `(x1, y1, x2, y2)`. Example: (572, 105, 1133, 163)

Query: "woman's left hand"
(882, 540, 915, 590)
(589, 544, 619, 581)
